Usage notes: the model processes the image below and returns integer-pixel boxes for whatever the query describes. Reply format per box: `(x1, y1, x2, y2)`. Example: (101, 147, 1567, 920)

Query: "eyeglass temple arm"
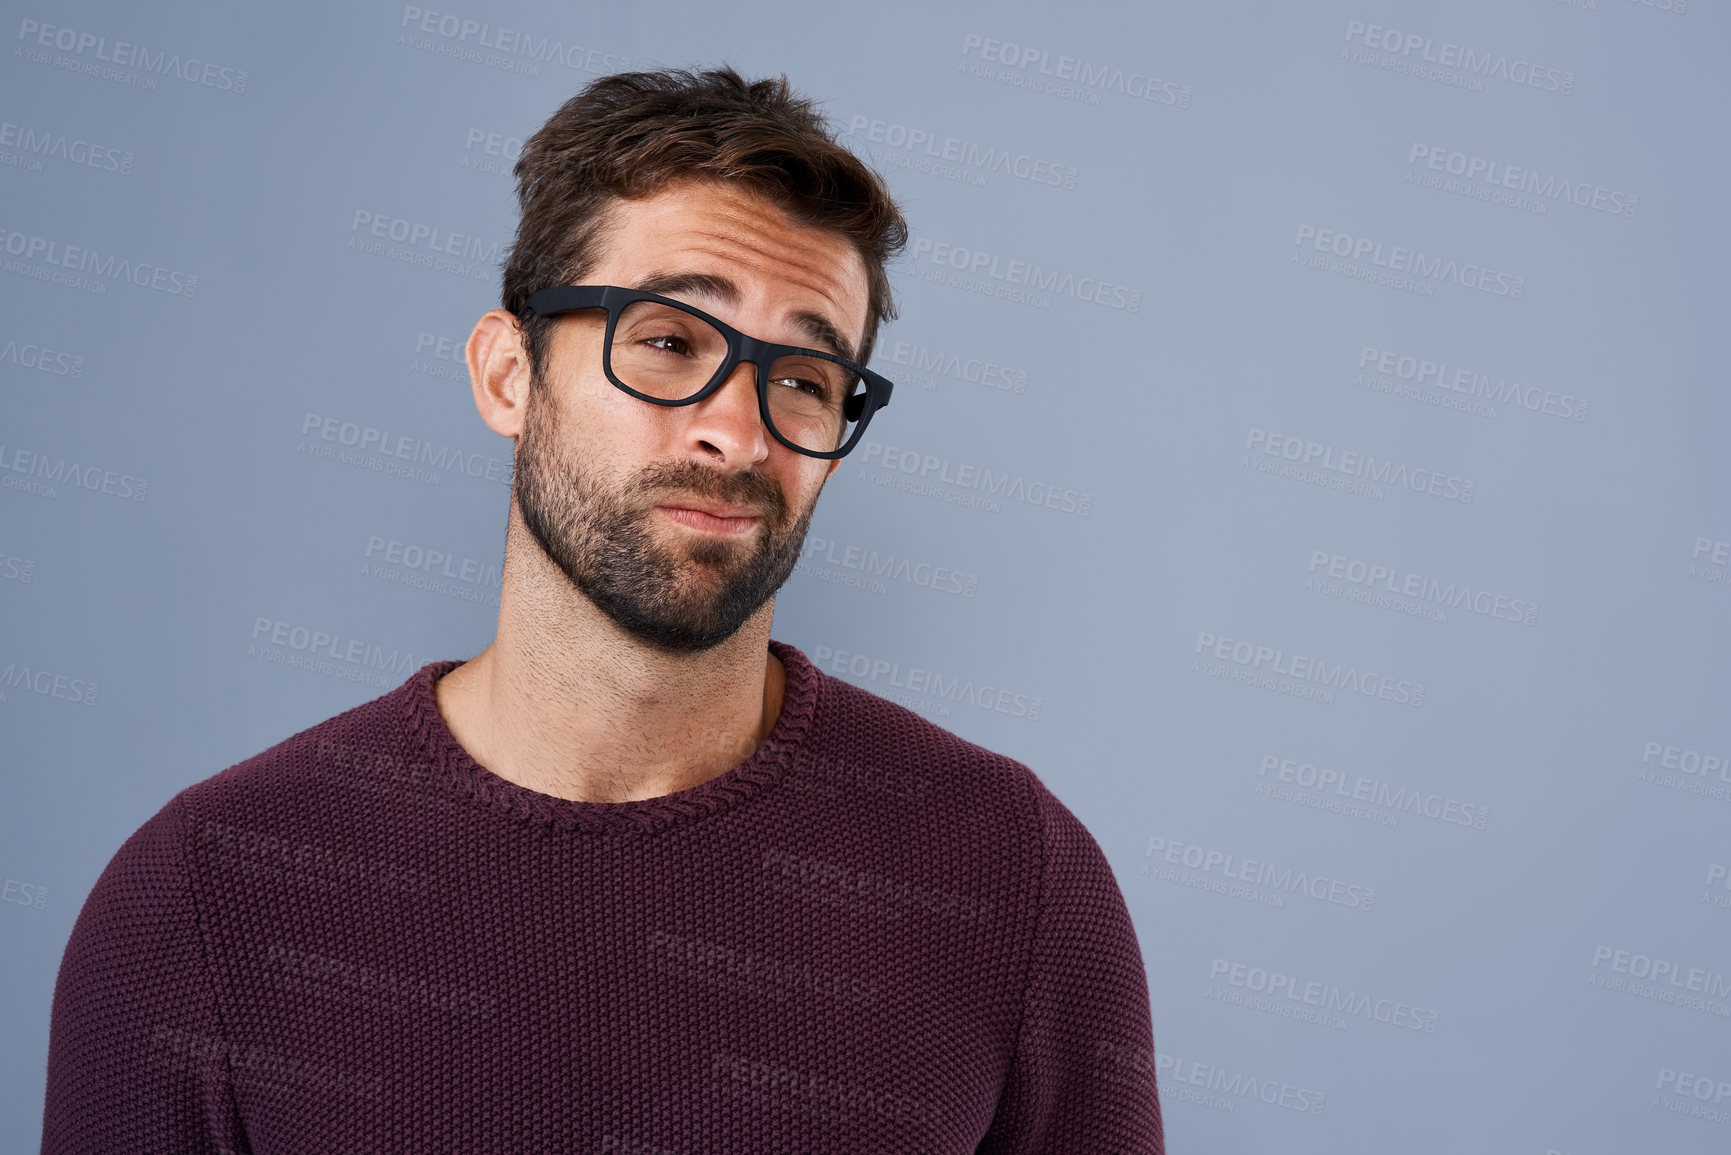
(845, 374, 893, 421)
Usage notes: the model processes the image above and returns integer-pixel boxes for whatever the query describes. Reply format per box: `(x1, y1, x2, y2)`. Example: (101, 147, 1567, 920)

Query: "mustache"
(631, 460, 788, 522)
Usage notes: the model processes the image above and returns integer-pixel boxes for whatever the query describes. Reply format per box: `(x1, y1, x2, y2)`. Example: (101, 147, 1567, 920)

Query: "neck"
(433, 506, 786, 803)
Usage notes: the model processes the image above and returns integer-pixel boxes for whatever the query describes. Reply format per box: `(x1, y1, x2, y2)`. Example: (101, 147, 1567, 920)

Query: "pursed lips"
(656, 501, 765, 532)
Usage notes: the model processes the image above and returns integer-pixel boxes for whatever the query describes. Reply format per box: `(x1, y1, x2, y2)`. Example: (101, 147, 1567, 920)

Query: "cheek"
(528, 391, 626, 490)
(789, 462, 833, 513)
(566, 363, 627, 415)
(548, 325, 627, 410)
(560, 370, 664, 454)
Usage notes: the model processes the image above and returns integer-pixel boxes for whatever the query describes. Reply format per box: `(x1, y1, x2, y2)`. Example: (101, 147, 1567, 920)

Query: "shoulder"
(790, 643, 1106, 884)
(794, 653, 1139, 985)
(178, 660, 454, 821)
(802, 652, 1039, 794)
(81, 662, 445, 889)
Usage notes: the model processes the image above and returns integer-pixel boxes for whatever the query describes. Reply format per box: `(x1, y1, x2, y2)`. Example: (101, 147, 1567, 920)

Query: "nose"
(682, 358, 770, 466)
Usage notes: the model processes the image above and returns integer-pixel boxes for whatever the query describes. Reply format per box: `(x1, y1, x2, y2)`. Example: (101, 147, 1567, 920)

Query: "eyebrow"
(631, 270, 859, 364)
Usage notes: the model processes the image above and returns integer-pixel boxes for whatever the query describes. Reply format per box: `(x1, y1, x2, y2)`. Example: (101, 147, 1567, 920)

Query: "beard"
(512, 377, 818, 654)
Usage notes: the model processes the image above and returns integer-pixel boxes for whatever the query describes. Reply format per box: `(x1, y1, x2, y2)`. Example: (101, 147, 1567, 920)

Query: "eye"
(772, 375, 831, 401)
(642, 333, 696, 357)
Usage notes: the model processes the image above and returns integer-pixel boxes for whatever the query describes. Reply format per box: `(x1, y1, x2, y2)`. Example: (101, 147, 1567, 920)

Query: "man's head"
(466, 67, 907, 655)
(503, 66, 907, 386)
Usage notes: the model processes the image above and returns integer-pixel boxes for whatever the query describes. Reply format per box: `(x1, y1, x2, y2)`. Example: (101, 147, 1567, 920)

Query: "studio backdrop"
(2, 0, 1727, 1150)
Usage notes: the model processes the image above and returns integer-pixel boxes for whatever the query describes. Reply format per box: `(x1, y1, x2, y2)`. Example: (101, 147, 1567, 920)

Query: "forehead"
(585, 180, 870, 351)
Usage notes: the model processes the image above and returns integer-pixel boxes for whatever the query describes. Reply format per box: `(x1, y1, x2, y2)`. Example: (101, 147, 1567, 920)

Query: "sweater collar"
(400, 639, 820, 834)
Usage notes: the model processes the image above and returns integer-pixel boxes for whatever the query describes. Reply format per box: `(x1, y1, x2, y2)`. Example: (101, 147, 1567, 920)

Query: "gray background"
(3, 0, 1728, 1150)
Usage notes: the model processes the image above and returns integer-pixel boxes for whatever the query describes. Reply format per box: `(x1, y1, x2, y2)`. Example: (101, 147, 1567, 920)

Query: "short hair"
(502, 65, 908, 385)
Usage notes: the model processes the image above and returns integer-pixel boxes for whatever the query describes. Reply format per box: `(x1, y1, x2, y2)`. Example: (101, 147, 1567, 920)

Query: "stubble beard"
(512, 376, 819, 654)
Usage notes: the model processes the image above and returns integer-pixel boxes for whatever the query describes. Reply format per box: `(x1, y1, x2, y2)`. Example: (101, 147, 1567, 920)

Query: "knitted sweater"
(41, 640, 1163, 1153)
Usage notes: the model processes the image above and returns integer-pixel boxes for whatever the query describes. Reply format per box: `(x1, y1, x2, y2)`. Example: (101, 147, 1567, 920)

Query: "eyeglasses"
(521, 285, 894, 460)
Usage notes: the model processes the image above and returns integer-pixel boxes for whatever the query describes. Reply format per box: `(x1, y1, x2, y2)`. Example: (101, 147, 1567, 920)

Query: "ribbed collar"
(399, 639, 820, 835)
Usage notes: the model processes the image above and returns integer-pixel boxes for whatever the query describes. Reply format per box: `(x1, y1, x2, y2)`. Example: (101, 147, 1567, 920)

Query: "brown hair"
(502, 66, 907, 382)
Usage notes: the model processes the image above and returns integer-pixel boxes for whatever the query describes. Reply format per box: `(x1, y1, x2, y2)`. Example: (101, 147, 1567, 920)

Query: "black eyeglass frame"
(521, 284, 894, 461)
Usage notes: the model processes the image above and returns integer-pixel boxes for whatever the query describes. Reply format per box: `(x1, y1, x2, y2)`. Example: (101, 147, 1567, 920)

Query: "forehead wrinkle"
(646, 232, 864, 360)
(788, 310, 855, 363)
(683, 226, 852, 298)
(632, 270, 741, 306)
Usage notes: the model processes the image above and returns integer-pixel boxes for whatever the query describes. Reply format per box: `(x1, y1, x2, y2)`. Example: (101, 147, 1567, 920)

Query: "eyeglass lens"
(609, 299, 861, 454)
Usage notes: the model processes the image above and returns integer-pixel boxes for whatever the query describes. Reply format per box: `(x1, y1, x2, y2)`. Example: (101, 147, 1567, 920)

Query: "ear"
(826, 457, 842, 480)
(465, 310, 534, 439)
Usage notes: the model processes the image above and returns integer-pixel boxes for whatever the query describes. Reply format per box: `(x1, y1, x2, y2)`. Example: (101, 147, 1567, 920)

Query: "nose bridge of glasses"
(696, 358, 775, 459)
(696, 340, 768, 429)
(730, 331, 778, 378)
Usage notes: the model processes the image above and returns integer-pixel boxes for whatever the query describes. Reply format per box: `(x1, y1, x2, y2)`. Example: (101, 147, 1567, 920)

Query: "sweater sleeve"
(40, 793, 247, 1155)
(978, 783, 1164, 1154)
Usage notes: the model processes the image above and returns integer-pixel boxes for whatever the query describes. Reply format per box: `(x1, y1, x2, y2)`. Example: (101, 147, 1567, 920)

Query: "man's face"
(512, 180, 870, 654)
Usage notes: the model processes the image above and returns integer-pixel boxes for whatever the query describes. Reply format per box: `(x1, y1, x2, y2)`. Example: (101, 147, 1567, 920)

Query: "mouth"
(655, 502, 765, 535)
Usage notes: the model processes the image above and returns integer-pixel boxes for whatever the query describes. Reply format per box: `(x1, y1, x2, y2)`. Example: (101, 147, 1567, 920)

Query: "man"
(41, 67, 1163, 1153)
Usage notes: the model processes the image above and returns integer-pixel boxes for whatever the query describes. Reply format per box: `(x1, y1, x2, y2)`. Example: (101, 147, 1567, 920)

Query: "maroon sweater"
(41, 640, 1162, 1153)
